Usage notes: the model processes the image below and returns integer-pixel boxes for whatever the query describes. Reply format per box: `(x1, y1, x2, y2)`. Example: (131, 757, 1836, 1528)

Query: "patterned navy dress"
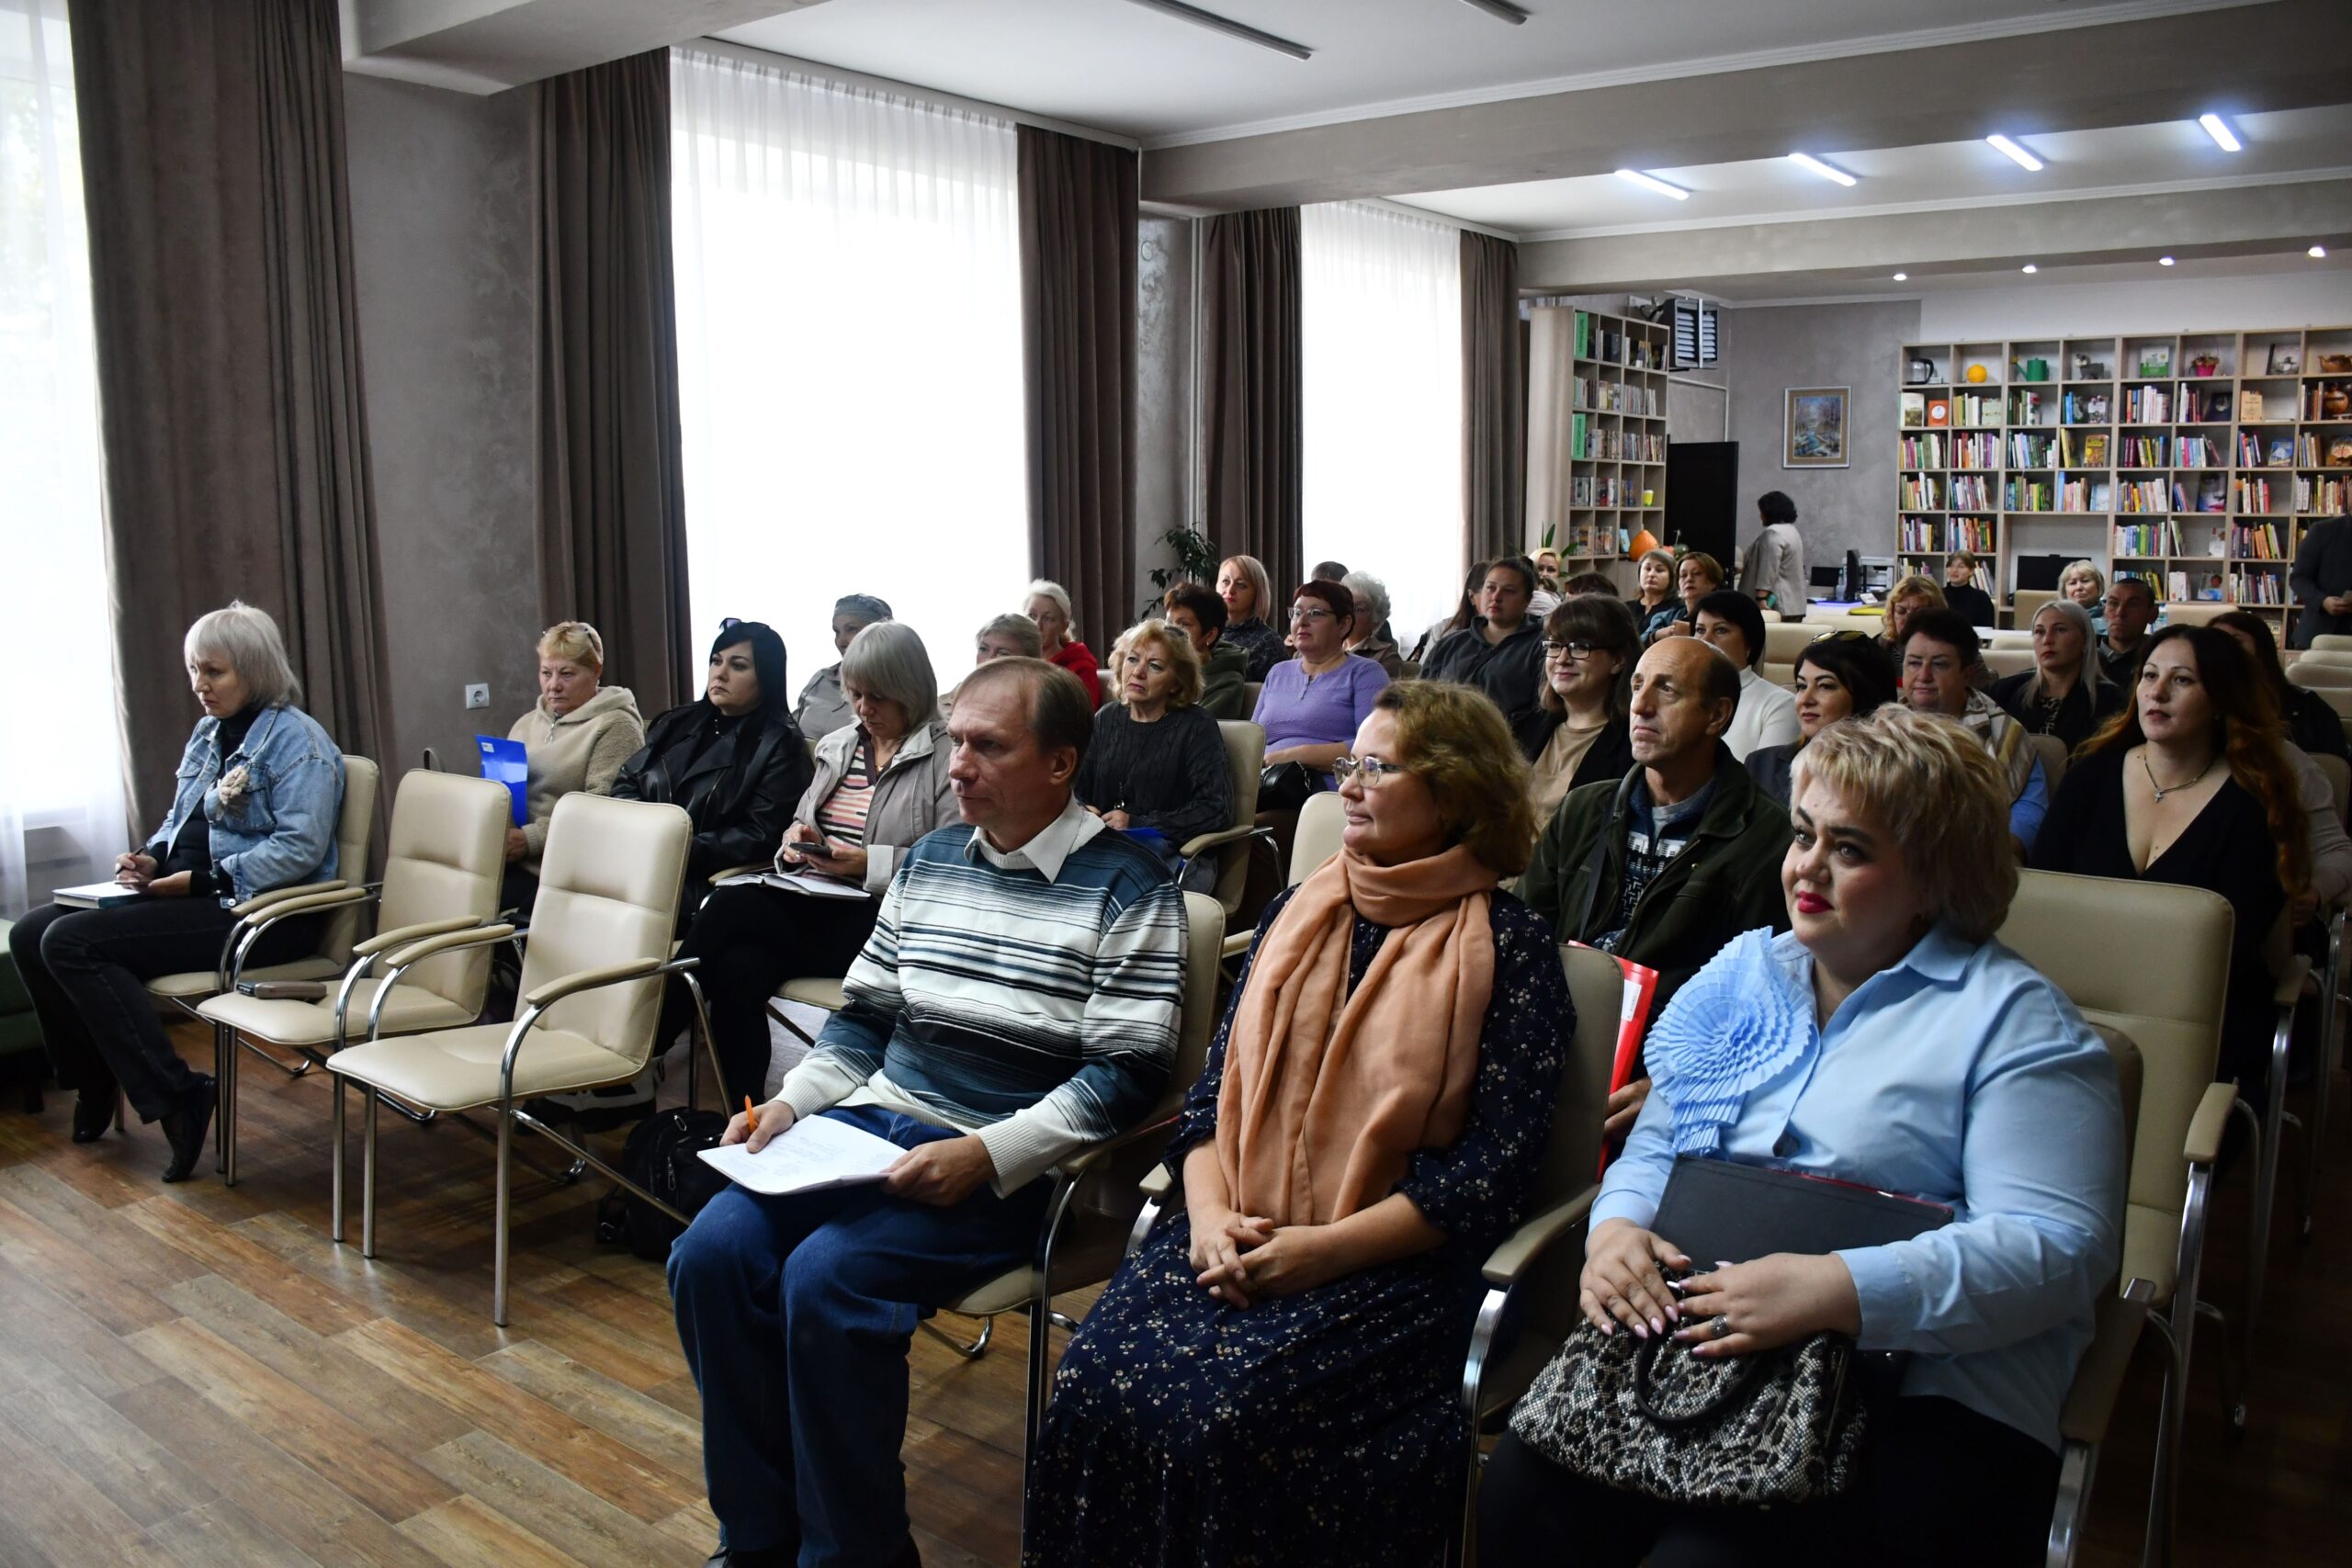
(1024, 885, 1571, 1568)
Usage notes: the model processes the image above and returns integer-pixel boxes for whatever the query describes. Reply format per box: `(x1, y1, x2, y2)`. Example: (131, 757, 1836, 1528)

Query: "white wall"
(1918, 269, 2351, 342)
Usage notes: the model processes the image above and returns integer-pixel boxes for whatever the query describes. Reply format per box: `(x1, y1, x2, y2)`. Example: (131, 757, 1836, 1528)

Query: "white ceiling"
(717, 0, 2254, 146)
(1394, 107, 2352, 240)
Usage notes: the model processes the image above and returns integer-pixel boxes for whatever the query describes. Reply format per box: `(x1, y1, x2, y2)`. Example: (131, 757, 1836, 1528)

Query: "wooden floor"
(0, 1019, 2342, 1566)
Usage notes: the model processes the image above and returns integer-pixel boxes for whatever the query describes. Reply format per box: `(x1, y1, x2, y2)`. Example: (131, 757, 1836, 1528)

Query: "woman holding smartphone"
(659, 623, 957, 1108)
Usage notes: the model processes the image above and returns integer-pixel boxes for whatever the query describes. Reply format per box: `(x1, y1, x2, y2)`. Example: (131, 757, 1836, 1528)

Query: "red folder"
(1567, 943, 1660, 1176)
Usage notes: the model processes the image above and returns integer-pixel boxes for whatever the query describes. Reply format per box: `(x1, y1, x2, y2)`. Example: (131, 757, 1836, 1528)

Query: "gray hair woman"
(1026, 579, 1102, 708)
(665, 620, 956, 1104)
(7, 601, 345, 1180)
(1341, 570, 1405, 678)
(2058, 559, 2107, 637)
(1987, 598, 2126, 753)
(795, 592, 893, 738)
(501, 620, 645, 917)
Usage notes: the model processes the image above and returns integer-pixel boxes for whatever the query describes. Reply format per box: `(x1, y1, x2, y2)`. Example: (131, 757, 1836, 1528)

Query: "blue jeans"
(667, 1105, 1050, 1567)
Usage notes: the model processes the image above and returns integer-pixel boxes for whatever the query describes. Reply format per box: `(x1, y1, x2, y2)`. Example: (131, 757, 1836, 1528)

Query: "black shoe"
(160, 1077, 215, 1183)
(70, 1093, 114, 1144)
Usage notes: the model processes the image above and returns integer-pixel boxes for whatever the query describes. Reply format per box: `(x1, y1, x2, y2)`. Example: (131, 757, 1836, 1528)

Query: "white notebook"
(698, 1112, 905, 1197)
(51, 881, 147, 910)
(716, 869, 868, 901)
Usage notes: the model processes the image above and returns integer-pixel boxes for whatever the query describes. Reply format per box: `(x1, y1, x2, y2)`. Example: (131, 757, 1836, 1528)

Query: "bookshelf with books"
(1898, 326, 2352, 634)
(1526, 305, 1671, 568)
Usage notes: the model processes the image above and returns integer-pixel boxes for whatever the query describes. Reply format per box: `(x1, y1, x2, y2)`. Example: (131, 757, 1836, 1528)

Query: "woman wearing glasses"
(1744, 631, 1899, 806)
(1515, 596, 1638, 828)
(1251, 580, 1391, 808)
(1025, 681, 1570, 1568)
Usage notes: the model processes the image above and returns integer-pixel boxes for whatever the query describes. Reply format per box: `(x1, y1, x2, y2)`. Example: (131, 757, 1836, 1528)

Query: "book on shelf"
(1899, 433, 1946, 468)
(1949, 475, 1992, 510)
(2008, 432, 2052, 468)
(1946, 516, 1996, 554)
(2173, 475, 2226, 513)
(1900, 515, 1939, 550)
(1901, 391, 1926, 429)
(2193, 521, 2229, 558)
(2302, 381, 2351, 420)
(2267, 436, 2295, 467)
(2113, 522, 2178, 558)
(1899, 475, 1945, 509)
(2137, 344, 2172, 378)
(2298, 475, 2349, 516)
(2081, 433, 2109, 466)
(2122, 384, 2171, 423)
(1952, 433, 2000, 469)
(2008, 389, 2043, 425)
(2119, 434, 2167, 467)
(1927, 398, 1950, 427)
(2177, 434, 2220, 468)
(2118, 478, 2169, 513)
(2234, 571, 2284, 606)
(2005, 477, 2053, 512)
(1574, 311, 1591, 359)
(2233, 477, 2278, 513)
(1955, 391, 2000, 426)
(2234, 521, 2285, 558)
(2058, 477, 2110, 513)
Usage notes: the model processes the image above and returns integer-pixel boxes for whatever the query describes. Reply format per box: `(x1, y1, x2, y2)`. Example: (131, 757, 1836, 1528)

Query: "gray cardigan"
(789, 718, 959, 894)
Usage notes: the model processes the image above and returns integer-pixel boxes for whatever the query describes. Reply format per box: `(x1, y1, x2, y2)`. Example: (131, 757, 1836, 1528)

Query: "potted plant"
(1142, 525, 1220, 618)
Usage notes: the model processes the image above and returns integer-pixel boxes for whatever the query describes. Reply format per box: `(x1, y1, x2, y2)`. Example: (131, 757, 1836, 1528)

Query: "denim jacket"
(147, 704, 345, 904)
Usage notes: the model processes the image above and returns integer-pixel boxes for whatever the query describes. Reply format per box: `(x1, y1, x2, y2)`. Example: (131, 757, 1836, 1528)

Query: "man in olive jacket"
(1517, 637, 1792, 1017)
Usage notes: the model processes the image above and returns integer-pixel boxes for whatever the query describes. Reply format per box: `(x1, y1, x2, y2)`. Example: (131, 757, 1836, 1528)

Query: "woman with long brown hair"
(2031, 624, 2310, 1085)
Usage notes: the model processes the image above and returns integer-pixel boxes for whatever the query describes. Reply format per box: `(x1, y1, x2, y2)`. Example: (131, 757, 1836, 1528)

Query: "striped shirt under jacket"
(775, 796, 1188, 1193)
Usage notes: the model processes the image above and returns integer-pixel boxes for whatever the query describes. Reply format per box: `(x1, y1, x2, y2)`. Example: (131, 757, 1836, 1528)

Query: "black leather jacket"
(609, 701, 812, 885)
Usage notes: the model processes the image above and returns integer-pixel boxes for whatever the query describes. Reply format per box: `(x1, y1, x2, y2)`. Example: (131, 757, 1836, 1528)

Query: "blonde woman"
(503, 620, 645, 914)
(1216, 553, 1285, 680)
(2058, 559, 2107, 637)
(1076, 620, 1234, 881)
(1025, 579, 1101, 708)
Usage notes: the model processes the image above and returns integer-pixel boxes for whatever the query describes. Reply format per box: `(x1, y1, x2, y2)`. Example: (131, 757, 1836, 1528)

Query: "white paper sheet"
(698, 1112, 905, 1197)
(715, 868, 869, 901)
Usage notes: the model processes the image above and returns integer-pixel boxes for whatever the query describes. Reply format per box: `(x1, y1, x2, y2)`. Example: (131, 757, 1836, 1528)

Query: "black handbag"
(1507, 1311, 1870, 1506)
(1257, 760, 1326, 813)
(594, 1106, 729, 1261)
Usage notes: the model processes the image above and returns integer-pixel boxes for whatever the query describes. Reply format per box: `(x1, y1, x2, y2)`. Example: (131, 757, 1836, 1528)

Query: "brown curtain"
(1201, 208, 1303, 599)
(69, 0, 393, 831)
(1462, 230, 1524, 565)
(537, 51, 694, 710)
(1018, 127, 1139, 645)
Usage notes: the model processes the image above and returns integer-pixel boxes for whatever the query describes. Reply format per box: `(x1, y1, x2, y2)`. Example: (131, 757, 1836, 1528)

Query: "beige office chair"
(1240, 681, 1263, 716)
(1984, 627, 2035, 650)
(1757, 660, 1794, 693)
(1999, 870, 2234, 1564)
(195, 770, 508, 1184)
(324, 793, 696, 1325)
(2046, 1027, 2150, 1568)
(1981, 647, 2035, 679)
(2310, 684, 2352, 725)
(1221, 790, 1348, 963)
(1455, 944, 1627, 1557)
(1174, 722, 1266, 922)
(1761, 620, 1818, 665)
(922, 894, 1222, 1525)
(2290, 660, 2352, 689)
(2312, 634, 2352, 654)
(2157, 604, 2232, 629)
(2013, 589, 2057, 626)
(2023, 732, 2069, 798)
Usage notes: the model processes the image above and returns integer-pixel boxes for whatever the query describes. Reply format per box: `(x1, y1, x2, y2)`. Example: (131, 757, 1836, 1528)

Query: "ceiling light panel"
(1985, 134, 2043, 172)
(1119, 0, 1311, 61)
(1614, 169, 1690, 200)
(1458, 0, 1530, 22)
(2198, 114, 2242, 152)
(1787, 152, 1857, 186)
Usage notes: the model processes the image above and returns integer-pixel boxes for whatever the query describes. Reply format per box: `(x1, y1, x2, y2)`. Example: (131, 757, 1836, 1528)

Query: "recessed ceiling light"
(2314, 245, 2331, 259)
(2198, 114, 2243, 152)
(1614, 169, 1690, 201)
(1985, 134, 2043, 172)
(2021, 264, 2038, 274)
(1892, 272, 1908, 281)
(2158, 255, 2176, 266)
(1787, 152, 1858, 187)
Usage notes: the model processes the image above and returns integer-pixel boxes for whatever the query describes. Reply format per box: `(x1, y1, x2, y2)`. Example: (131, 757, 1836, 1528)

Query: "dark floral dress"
(1023, 886, 1571, 1568)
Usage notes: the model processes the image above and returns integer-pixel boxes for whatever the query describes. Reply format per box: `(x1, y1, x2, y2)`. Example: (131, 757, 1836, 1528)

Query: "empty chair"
(1174, 721, 1266, 920)
(323, 791, 695, 1324)
(196, 769, 510, 1183)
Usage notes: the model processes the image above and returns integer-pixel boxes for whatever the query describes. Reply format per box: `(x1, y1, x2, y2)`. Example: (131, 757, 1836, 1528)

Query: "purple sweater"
(1252, 655, 1390, 765)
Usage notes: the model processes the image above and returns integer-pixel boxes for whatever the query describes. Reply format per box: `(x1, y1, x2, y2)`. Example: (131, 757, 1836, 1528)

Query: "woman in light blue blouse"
(1480, 704, 2126, 1568)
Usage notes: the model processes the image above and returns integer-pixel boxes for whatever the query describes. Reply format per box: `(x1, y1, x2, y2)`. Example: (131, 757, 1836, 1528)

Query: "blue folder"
(475, 735, 529, 827)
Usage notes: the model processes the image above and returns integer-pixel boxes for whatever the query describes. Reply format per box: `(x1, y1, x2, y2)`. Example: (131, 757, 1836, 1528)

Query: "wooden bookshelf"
(1897, 328, 2352, 633)
(1527, 305, 1671, 567)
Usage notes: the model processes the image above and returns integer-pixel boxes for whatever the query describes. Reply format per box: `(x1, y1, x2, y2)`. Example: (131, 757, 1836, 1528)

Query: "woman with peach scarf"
(1024, 682, 1572, 1568)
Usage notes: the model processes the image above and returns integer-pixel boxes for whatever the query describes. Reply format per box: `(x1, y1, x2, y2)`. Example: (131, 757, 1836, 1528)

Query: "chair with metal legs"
(195, 770, 508, 1183)
(322, 793, 696, 1325)
(2000, 870, 2236, 1568)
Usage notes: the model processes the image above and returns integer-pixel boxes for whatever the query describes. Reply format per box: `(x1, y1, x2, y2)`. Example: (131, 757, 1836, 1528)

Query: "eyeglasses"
(1331, 755, 1411, 787)
(1542, 639, 1606, 660)
(1289, 607, 1334, 624)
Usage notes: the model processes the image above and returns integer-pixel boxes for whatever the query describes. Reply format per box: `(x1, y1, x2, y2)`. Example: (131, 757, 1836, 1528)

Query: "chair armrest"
(1219, 929, 1255, 961)
(1480, 1187, 1599, 1289)
(1175, 825, 1256, 861)
(237, 885, 371, 926)
(353, 914, 487, 958)
(708, 863, 769, 886)
(2185, 1080, 2237, 1166)
(521, 955, 671, 1010)
(380, 922, 517, 970)
(2273, 954, 2312, 1008)
(1060, 1116, 1178, 1177)
(1137, 1164, 1172, 1201)
(2057, 1278, 2154, 1444)
(232, 879, 349, 917)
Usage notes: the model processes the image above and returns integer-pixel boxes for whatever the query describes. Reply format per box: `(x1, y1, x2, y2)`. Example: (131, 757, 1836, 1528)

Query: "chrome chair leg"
(362, 1089, 379, 1258)
(223, 1021, 240, 1187)
(493, 1101, 513, 1327)
(212, 1023, 230, 1171)
(331, 1077, 346, 1244)
(918, 1314, 995, 1359)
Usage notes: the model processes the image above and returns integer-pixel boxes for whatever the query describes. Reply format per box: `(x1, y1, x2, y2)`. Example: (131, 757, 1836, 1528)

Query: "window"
(1301, 200, 1464, 643)
(0, 0, 127, 913)
(670, 47, 1029, 694)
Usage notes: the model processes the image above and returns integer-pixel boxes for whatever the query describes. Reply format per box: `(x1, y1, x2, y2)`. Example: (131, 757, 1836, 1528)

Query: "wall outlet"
(464, 682, 490, 710)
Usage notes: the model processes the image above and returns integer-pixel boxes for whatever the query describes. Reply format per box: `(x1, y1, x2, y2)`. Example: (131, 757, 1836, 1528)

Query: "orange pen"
(744, 1094, 758, 1122)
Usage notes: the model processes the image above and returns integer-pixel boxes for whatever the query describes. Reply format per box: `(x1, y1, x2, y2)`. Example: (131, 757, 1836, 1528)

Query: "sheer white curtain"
(0, 0, 127, 916)
(670, 47, 1027, 693)
(1301, 200, 1464, 640)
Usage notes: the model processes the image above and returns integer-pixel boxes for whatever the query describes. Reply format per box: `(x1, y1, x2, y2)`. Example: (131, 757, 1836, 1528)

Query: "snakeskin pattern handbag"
(1507, 1315, 1870, 1506)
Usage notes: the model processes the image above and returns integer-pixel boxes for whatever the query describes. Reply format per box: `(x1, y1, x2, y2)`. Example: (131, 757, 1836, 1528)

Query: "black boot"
(70, 1092, 115, 1144)
(160, 1076, 215, 1183)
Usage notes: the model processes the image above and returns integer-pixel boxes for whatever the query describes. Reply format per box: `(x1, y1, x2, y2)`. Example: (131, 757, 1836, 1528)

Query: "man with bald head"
(1518, 637, 1792, 1012)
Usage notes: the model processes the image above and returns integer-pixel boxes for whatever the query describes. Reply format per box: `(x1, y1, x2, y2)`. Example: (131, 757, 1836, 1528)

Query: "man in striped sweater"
(669, 658, 1187, 1568)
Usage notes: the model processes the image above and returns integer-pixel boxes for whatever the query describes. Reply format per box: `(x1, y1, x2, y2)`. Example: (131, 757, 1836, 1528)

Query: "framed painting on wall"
(1783, 386, 1849, 468)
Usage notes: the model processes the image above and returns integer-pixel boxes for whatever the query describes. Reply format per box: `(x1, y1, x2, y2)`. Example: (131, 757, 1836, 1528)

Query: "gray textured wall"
(1136, 215, 1195, 619)
(1723, 299, 1921, 574)
(344, 74, 543, 776)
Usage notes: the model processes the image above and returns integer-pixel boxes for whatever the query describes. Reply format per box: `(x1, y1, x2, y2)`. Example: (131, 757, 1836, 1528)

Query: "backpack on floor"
(595, 1106, 729, 1261)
